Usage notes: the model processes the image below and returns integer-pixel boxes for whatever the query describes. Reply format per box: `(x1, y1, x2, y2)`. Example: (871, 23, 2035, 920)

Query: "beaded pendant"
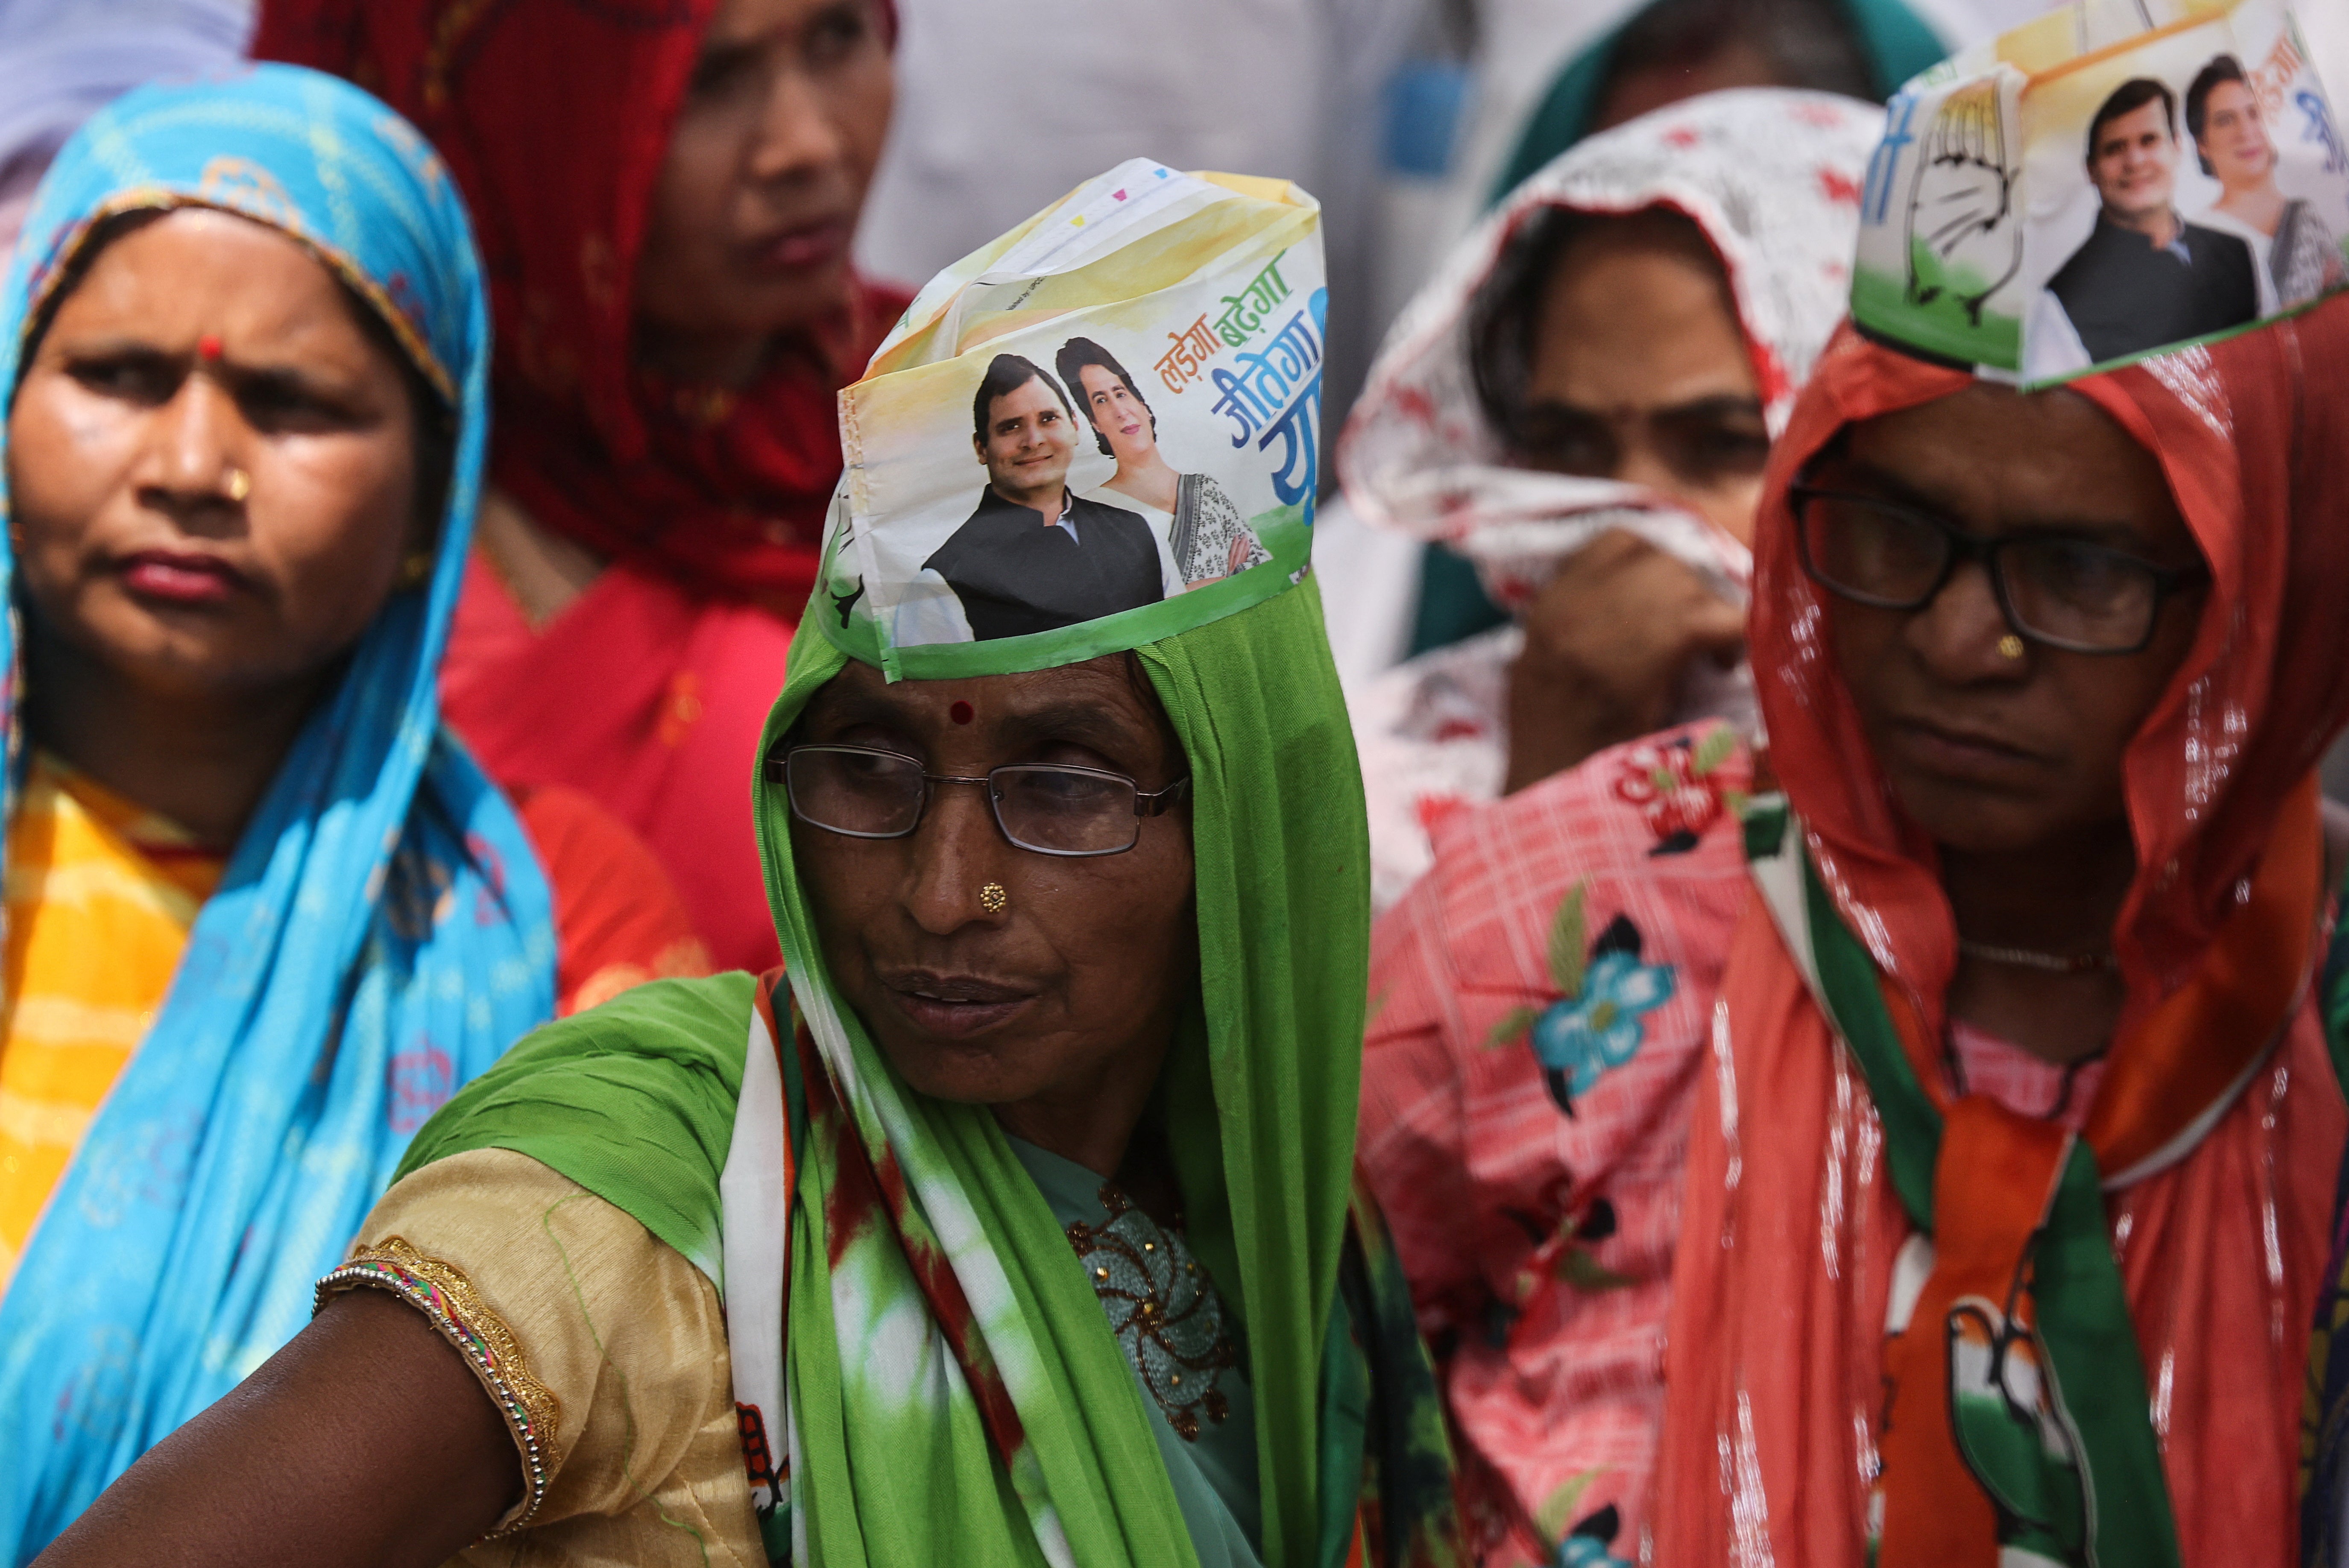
(1066, 1185, 1237, 1440)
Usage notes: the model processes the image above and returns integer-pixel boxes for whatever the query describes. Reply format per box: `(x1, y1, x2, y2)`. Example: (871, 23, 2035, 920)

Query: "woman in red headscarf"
(1644, 298, 2349, 1565)
(254, 0, 908, 971)
(1363, 291, 2349, 1563)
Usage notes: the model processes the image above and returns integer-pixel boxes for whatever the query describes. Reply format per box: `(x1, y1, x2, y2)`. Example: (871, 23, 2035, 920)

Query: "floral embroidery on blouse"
(1612, 724, 1744, 856)
(1489, 881, 1677, 1116)
(1064, 1185, 1237, 1441)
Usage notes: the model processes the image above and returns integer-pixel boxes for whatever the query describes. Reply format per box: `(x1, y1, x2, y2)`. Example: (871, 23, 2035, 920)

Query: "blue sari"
(0, 64, 557, 1560)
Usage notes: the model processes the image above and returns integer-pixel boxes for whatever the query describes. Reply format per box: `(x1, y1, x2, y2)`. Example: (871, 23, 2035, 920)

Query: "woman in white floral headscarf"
(1333, 87, 1881, 912)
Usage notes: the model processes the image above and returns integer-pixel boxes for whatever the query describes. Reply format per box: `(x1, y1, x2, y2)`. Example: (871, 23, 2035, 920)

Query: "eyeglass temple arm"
(1138, 777, 1192, 816)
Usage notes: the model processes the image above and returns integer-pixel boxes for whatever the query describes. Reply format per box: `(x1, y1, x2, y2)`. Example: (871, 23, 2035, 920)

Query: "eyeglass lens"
(785, 747, 1146, 855)
(1799, 492, 2166, 652)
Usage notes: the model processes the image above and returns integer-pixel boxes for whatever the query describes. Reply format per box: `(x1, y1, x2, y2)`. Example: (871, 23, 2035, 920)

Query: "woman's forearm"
(33, 1290, 518, 1568)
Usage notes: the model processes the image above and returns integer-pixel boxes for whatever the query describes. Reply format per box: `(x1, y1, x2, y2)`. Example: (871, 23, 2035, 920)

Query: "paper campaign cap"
(813, 159, 1327, 681)
(1854, 0, 2348, 387)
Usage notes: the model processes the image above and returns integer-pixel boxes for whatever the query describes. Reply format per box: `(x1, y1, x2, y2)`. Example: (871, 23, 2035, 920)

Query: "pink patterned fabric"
(1363, 741, 2130, 1568)
(1361, 720, 1754, 1566)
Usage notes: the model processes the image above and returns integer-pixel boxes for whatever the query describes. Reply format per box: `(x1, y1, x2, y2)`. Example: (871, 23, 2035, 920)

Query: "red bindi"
(196, 334, 224, 362)
(949, 701, 974, 725)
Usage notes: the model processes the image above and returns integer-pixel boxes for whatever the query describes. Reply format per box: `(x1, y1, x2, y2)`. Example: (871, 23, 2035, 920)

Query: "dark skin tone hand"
(1823, 382, 2207, 1065)
(1505, 531, 1746, 792)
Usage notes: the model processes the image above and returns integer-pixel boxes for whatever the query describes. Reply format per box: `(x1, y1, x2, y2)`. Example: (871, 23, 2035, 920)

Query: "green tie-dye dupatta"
(395, 574, 1459, 1568)
(398, 159, 1458, 1568)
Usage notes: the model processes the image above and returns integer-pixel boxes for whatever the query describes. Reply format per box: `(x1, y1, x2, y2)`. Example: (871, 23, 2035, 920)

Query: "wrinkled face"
(1517, 218, 1768, 546)
(1077, 364, 1155, 463)
(2198, 81, 2273, 189)
(6, 208, 425, 705)
(2090, 98, 2179, 219)
(1821, 383, 2205, 855)
(974, 377, 1075, 505)
(635, 0, 893, 351)
(791, 657, 1197, 1112)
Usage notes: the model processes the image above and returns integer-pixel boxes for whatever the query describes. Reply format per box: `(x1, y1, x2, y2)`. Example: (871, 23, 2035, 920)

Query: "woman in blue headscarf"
(0, 62, 703, 1560)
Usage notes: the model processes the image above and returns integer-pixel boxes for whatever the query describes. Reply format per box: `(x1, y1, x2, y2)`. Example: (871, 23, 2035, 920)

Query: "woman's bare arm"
(34, 1290, 518, 1568)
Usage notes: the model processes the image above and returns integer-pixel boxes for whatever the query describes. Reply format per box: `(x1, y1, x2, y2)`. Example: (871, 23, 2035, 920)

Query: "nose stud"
(1997, 634, 2025, 661)
(978, 883, 1008, 915)
(224, 466, 252, 503)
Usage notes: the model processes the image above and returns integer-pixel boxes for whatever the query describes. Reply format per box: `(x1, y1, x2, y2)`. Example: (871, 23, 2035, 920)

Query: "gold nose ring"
(224, 466, 252, 503)
(1997, 634, 2025, 661)
(978, 883, 1008, 915)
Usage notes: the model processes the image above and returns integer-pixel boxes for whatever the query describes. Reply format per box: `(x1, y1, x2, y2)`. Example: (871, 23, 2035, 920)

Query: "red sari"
(254, 0, 907, 971)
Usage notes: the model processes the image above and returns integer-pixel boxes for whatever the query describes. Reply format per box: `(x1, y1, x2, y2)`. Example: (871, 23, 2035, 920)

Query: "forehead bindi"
(50, 210, 366, 368)
(813, 662, 1165, 760)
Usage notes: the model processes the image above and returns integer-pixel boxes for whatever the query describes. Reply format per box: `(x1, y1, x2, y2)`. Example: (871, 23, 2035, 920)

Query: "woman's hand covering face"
(1505, 530, 1746, 793)
(1823, 382, 2205, 855)
(1499, 215, 1759, 790)
(792, 657, 1196, 1176)
(7, 208, 423, 712)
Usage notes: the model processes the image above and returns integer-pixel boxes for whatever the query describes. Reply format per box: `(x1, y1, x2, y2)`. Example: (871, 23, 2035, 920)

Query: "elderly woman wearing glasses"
(37, 323, 1461, 1567)
(1360, 154, 2349, 1568)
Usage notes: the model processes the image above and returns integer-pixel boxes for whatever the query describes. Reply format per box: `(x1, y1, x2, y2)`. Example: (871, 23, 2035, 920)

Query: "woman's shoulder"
(396, 970, 770, 1268)
(1183, 471, 1239, 506)
(339, 1148, 762, 1560)
(1084, 481, 1169, 523)
(487, 971, 764, 1085)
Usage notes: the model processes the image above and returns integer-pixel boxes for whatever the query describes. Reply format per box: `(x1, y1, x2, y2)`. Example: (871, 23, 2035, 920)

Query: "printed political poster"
(815, 160, 1327, 680)
(1854, 0, 2347, 386)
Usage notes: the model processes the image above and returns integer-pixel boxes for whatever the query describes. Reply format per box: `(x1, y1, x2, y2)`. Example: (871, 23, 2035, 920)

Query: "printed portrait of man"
(920, 353, 1166, 642)
(2039, 76, 2258, 366)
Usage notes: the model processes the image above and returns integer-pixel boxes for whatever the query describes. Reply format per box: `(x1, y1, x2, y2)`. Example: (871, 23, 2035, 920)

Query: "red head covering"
(1753, 312, 2349, 1033)
(1656, 298, 2349, 1566)
(253, 0, 903, 609)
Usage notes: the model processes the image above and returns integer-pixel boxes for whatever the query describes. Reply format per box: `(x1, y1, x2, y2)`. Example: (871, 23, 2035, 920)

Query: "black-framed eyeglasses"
(769, 744, 1191, 858)
(1789, 483, 2208, 655)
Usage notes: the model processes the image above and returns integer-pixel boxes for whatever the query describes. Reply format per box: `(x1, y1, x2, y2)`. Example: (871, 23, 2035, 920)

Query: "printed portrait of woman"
(2188, 53, 2347, 311)
(1055, 336, 1271, 591)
